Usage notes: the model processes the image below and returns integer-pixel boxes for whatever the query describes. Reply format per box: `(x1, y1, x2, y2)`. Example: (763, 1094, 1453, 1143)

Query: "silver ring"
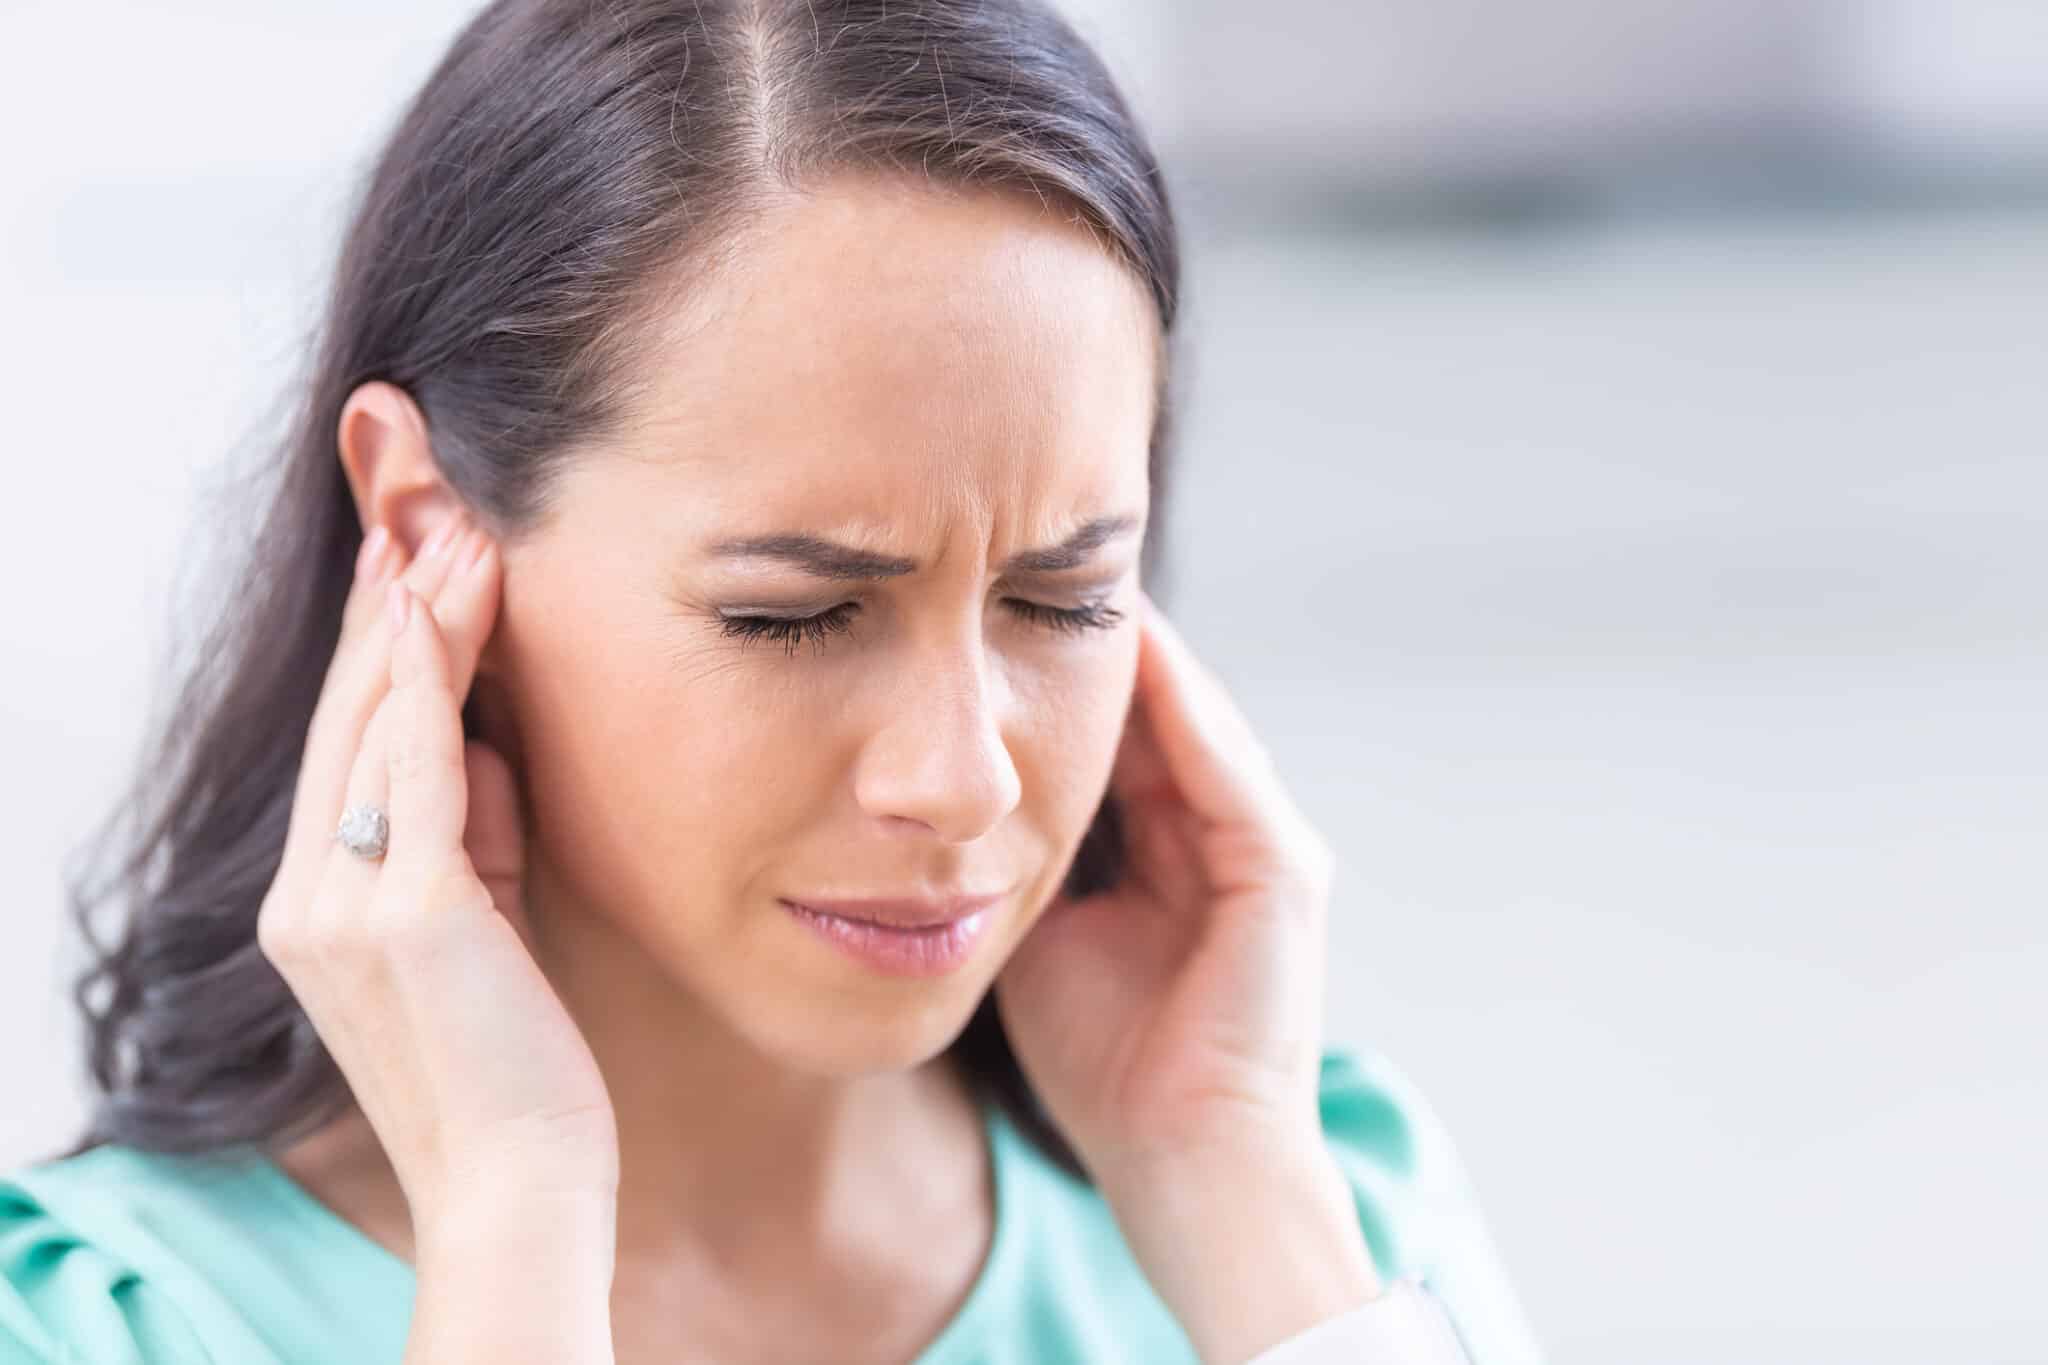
(335, 803, 390, 861)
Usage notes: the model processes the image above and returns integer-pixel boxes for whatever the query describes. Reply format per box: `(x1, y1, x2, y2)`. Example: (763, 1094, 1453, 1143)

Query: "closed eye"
(718, 598, 1126, 657)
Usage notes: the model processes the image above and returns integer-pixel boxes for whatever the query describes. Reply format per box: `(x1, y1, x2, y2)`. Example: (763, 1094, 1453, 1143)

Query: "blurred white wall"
(1834, 0, 2048, 148)
(1111, 0, 2048, 192)
(3, 4, 2044, 1364)
(1174, 212, 2048, 1365)
(1168, 0, 1830, 180)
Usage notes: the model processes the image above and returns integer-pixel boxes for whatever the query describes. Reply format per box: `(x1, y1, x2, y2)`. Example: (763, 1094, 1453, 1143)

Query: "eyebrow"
(705, 514, 1144, 581)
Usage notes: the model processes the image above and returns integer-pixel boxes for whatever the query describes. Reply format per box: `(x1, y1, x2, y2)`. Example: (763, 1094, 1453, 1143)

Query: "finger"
(1128, 592, 1302, 833)
(324, 692, 395, 895)
(380, 581, 473, 876)
(343, 519, 499, 686)
(290, 515, 493, 864)
(337, 515, 467, 652)
(318, 681, 517, 922)
(297, 518, 465, 829)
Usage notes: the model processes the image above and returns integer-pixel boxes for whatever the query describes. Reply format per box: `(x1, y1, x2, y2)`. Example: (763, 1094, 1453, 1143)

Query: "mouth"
(776, 891, 1008, 930)
(779, 897, 999, 977)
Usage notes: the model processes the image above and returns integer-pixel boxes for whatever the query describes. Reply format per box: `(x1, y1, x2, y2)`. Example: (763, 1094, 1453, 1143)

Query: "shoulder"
(1, 1144, 218, 1362)
(1314, 1045, 1550, 1365)
(0, 1141, 391, 1365)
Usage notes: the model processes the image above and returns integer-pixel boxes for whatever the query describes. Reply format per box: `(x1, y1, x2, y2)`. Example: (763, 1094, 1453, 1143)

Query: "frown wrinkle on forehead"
(702, 514, 1145, 583)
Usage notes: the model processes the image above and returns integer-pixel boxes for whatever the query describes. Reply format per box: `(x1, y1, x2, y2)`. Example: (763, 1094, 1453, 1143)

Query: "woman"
(0, 2, 1545, 1361)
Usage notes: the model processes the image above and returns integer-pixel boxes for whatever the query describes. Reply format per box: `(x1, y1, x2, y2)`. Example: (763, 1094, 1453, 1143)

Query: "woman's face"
(486, 174, 1160, 1072)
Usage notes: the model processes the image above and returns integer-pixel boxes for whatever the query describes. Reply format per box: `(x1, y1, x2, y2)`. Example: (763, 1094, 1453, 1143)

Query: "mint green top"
(0, 1048, 1545, 1364)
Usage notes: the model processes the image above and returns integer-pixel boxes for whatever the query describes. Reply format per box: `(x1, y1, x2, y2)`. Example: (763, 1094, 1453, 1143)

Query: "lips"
(776, 891, 1006, 930)
(783, 898, 995, 976)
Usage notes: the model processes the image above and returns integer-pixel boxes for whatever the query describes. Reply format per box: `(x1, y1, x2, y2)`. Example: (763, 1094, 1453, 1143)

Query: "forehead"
(596, 174, 1160, 530)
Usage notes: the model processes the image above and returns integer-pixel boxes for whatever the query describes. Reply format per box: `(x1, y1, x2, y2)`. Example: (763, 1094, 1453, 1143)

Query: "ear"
(336, 380, 466, 559)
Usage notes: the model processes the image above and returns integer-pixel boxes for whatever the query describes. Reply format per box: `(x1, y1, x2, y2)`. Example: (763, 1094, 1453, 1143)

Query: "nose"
(852, 642, 1023, 842)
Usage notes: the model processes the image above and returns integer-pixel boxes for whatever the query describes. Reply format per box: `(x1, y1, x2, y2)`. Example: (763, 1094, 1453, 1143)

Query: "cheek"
(502, 599, 810, 919)
(577, 643, 815, 859)
(1007, 639, 1139, 817)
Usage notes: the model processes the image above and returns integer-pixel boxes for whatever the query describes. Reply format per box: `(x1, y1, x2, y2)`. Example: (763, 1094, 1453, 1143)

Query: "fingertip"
(459, 526, 498, 578)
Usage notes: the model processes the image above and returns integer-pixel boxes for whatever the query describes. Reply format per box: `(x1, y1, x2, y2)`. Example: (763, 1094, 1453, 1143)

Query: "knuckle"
(364, 865, 476, 943)
(255, 904, 294, 963)
(422, 863, 490, 915)
(382, 717, 439, 782)
(360, 901, 417, 953)
(261, 888, 340, 969)
(386, 738, 436, 786)
(257, 872, 310, 935)
(361, 885, 447, 957)
(293, 895, 353, 962)
(381, 691, 454, 775)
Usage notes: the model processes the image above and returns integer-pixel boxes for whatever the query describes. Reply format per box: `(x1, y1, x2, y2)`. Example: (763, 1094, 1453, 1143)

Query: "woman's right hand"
(256, 508, 619, 1237)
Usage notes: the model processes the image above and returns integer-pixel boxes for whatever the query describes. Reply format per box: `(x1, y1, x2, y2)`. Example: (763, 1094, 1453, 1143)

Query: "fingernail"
(386, 581, 413, 636)
(423, 518, 460, 559)
(356, 526, 390, 582)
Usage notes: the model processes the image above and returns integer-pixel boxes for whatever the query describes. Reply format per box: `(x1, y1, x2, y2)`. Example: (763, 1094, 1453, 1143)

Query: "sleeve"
(1313, 1046, 1549, 1365)
(0, 1183, 214, 1365)
(1246, 1273, 1478, 1365)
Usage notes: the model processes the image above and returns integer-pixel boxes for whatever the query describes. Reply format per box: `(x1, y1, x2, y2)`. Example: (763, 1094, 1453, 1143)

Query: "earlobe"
(335, 379, 462, 556)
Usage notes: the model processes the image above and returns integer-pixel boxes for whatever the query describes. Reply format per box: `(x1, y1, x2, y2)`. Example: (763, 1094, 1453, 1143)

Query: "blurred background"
(2, 2, 2043, 1362)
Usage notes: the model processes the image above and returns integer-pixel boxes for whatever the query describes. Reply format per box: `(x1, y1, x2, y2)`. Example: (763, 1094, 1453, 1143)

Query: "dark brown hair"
(58, 0, 1181, 1185)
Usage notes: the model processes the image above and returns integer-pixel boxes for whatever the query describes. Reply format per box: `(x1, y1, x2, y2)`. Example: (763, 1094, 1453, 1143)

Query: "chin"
(744, 987, 984, 1078)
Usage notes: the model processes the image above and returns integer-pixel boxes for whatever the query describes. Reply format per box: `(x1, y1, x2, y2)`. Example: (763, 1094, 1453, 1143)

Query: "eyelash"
(719, 598, 1126, 657)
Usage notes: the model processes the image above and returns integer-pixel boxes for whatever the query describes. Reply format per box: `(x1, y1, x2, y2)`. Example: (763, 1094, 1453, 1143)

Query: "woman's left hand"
(995, 590, 1382, 1362)
(994, 588, 1340, 1181)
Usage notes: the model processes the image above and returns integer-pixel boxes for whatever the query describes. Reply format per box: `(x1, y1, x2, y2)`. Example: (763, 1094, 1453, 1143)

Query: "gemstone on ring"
(335, 804, 390, 860)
